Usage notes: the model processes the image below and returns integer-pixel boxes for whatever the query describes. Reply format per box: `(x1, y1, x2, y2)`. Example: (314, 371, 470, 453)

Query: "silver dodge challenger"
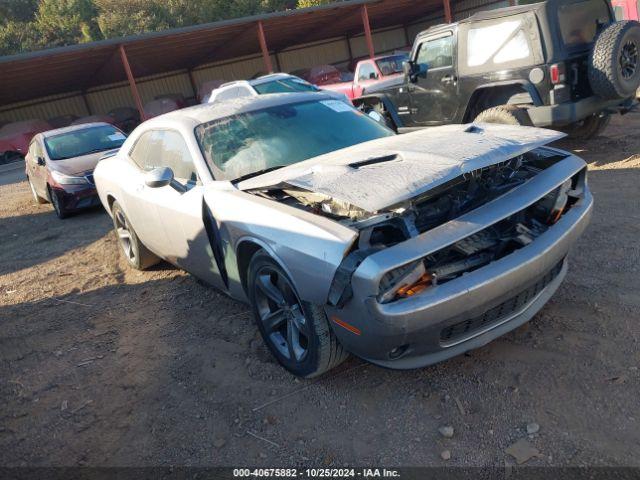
(94, 92, 593, 378)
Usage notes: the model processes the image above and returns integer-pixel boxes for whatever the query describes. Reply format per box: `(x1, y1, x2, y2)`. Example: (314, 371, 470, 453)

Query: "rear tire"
(111, 200, 160, 270)
(247, 250, 348, 378)
(28, 177, 47, 204)
(474, 105, 533, 126)
(560, 114, 611, 140)
(589, 21, 640, 100)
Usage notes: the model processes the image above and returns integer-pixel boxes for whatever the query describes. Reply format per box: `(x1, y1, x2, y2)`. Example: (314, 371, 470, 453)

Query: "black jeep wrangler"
(354, 0, 640, 139)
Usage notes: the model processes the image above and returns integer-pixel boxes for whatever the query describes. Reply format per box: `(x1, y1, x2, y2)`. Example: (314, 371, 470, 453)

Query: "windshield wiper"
(52, 147, 119, 160)
(233, 165, 286, 184)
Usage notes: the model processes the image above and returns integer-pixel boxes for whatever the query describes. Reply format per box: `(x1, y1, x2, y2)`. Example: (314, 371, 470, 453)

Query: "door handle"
(441, 75, 457, 85)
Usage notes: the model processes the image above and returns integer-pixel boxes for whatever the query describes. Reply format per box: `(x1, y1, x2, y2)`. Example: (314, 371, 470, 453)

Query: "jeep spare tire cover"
(589, 21, 640, 100)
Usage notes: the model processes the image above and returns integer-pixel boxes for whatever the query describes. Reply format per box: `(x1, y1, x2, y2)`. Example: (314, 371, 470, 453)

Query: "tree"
(94, 0, 172, 38)
(0, 0, 307, 55)
(0, 0, 39, 24)
(0, 21, 39, 55)
(34, 0, 100, 47)
(297, 0, 333, 8)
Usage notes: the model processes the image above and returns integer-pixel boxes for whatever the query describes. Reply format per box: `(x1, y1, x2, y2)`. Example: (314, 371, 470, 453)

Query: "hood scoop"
(348, 154, 400, 169)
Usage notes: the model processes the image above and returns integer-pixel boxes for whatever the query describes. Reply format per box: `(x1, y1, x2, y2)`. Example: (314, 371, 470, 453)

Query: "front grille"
(439, 260, 564, 345)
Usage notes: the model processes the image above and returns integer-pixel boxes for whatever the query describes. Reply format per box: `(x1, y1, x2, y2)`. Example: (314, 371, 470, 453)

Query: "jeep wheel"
(248, 250, 348, 378)
(560, 114, 611, 141)
(474, 105, 532, 126)
(589, 21, 640, 99)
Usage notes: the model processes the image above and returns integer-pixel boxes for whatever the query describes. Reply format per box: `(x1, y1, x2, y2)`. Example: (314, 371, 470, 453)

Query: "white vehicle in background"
(204, 73, 350, 105)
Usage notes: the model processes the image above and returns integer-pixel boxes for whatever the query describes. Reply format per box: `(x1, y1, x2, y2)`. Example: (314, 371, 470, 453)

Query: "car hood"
(238, 123, 565, 212)
(48, 149, 118, 176)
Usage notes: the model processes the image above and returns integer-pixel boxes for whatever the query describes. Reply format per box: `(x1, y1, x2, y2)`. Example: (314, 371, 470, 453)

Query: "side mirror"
(145, 166, 174, 188)
(403, 61, 428, 83)
(37, 156, 46, 166)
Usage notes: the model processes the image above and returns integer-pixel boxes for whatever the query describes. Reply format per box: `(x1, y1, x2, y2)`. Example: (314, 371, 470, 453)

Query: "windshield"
(44, 125, 126, 160)
(195, 100, 394, 181)
(253, 78, 319, 95)
(375, 54, 409, 75)
(558, 0, 611, 48)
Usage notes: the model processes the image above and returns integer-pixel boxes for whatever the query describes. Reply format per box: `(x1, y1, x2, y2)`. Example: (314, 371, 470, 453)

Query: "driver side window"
(357, 63, 378, 81)
(416, 34, 453, 69)
(130, 130, 199, 187)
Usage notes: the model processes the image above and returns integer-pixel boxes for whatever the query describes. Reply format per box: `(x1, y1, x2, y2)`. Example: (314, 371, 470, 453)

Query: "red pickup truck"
(313, 53, 408, 100)
(611, 0, 639, 19)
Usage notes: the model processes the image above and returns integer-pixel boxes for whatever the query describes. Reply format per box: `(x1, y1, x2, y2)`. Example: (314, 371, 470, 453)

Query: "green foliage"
(296, 0, 333, 8)
(35, 0, 100, 46)
(0, 0, 300, 56)
(0, 21, 39, 55)
(0, 0, 39, 23)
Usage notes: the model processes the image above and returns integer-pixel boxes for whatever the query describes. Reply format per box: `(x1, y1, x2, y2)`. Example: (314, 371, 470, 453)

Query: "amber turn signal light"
(396, 273, 433, 298)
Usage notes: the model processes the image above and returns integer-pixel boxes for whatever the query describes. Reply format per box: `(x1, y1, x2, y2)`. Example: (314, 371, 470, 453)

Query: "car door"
(120, 130, 170, 255)
(408, 32, 459, 125)
(25, 140, 38, 185)
(143, 130, 225, 289)
(28, 139, 48, 197)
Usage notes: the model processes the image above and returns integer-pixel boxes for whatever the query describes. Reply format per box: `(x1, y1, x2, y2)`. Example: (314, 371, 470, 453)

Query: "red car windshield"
(45, 125, 126, 160)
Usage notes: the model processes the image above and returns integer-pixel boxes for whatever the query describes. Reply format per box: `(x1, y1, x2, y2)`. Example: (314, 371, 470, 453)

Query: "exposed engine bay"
(257, 147, 573, 242)
(254, 147, 583, 305)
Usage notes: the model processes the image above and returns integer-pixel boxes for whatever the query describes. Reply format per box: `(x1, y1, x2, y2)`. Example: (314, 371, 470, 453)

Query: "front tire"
(247, 251, 348, 378)
(111, 200, 159, 270)
(48, 185, 68, 219)
(474, 105, 533, 126)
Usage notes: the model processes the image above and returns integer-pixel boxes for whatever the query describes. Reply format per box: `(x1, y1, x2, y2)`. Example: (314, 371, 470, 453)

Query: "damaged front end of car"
(238, 123, 592, 366)
(319, 147, 584, 308)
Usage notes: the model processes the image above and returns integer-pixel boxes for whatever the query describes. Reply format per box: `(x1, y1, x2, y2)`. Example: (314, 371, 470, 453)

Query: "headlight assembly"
(51, 170, 89, 185)
(378, 259, 433, 303)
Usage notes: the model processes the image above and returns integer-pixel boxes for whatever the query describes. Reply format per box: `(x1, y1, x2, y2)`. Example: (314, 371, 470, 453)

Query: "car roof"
(41, 122, 114, 138)
(420, 1, 545, 37)
(372, 53, 407, 60)
(219, 73, 296, 89)
(156, 91, 336, 126)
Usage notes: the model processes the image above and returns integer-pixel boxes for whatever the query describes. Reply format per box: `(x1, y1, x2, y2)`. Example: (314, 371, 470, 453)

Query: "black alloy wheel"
(620, 40, 638, 80)
(254, 265, 310, 364)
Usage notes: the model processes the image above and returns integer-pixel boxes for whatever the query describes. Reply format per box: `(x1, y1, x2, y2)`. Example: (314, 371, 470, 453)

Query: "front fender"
(203, 187, 358, 305)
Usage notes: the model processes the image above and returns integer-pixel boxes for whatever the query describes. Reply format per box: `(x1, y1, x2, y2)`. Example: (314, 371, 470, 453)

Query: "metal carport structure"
(0, 0, 509, 120)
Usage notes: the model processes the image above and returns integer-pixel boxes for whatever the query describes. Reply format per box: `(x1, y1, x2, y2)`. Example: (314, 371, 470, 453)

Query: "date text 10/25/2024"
(233, 468, 401, 478)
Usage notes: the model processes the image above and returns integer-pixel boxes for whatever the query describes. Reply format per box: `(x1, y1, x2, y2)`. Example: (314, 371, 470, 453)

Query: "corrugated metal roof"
(0, 0, 442, 106)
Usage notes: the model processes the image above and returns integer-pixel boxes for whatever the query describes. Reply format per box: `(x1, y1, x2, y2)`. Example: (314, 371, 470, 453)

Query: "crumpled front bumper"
(325, 153, 593, 369)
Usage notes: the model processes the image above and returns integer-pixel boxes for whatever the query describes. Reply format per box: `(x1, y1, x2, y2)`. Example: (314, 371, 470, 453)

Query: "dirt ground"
(1, 114, 639, 469)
